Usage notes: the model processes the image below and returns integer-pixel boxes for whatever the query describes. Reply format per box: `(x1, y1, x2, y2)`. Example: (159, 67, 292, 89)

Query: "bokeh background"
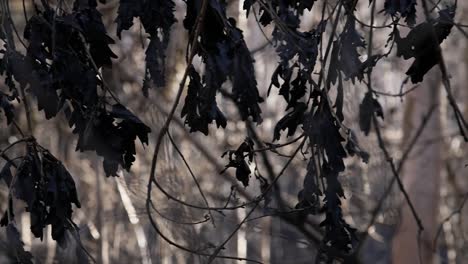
(0, 0, 467, 263)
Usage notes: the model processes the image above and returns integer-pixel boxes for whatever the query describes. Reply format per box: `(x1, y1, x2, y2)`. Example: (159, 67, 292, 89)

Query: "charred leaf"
(274, 102, 307, 141)
(221, 138, 255, 187)
(5, 224, 34, 264)
(359, 91, 384, 136)
(395, 6, 455, 83)
(383, 0, 417, 25)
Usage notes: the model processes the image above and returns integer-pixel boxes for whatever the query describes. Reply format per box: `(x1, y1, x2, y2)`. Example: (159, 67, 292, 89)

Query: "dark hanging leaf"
(335, 17, 366, 83)
(273, 21, 326, 73)
(383, 0, 417, 25)
(221, 138, 255, 187)
(13, 150, 38, 207)
(296, 158, 321, 223)
(345, 130, 370, 163)
(140, 0, 176, 37)
(0, 161, 13, 183)
(111, 103, 151, 145)
(6, 224, 34, 264)
(244, 0, 315, 25)
(328, 17, 382, 85)
(181, 67, 227, 135)
(68, 103, 151, 176)
(228, 19, 263, 123)
(334, 74, 344, 122)
(145, 37, 166, 89)
(0, 209, 12, 227)
(140, 0, 176, 89)
(182, 1, 263, 133)
(359, 91, 384, 136)
(0, 92, 14, 124)
(115, 0, 143, 38)
(41, 151, 81, 247)
(22, 6, 111, 118)
(235, 160, 251, 187)
(273, 102, 307, 141)
(6, 146, 80, 247)
(395, 5, 455, 83)
(319, 163, 357, 258)
(74, 7, 118, 68)
(20, 6, 149, 175)
(304, 105, 347, 172)
(243, 0, 256, 17)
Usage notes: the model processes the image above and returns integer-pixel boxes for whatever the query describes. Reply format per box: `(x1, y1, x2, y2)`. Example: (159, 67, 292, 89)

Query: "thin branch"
(144, 2, 262, 262)
(167, 131, 215, 226)
(357, 105, 437, 252)
(372, 85, 420, 98)
(432, 192, 468, 250)
(207, 138, 306, 263)
(420, 0, 468, 141)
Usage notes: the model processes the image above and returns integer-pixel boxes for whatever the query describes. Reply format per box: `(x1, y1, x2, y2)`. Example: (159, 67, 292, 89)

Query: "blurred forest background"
(0, 0, 467, 263)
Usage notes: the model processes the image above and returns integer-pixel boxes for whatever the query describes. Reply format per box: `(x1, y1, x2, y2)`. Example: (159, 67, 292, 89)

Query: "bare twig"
(167, 131, 215, 225)
(420, 0, 468, 141)
(432, 192, 468, 250)
(207, 138, 306, 263)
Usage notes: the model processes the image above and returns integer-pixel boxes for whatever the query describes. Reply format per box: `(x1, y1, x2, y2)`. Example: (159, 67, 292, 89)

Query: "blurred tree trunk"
(392, 68, 442, 264)
(95, 159, 109, 264)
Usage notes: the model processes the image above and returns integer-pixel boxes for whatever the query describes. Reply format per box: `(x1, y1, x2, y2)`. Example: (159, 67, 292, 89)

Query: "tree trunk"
(392, 67, 442, 264)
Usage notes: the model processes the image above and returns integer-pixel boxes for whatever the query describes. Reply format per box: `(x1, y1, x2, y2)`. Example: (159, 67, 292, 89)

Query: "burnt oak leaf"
(8, 146, 80, 246)
(295, 158, 322, 224)
(13, 148, 47, 239)
(13, 149, 39, 208)
(395, 5, 455, 83)
(334, 73, 344, 122)
(74, 7, 118, 68)
(304, 105, 347, 172)
(68, 106, 125, 176)
(0, 48, 21, 98)
(273, 102, 307, 141)
(0, 208, 13, 227)
(184, 0, 226, 49)
(328, 17, 382, 86)
(273, 20, 326, 73)
(182, 1, 230, 135)
(5, 224, 34, 264)
(116, 0, 143, 38)
(359, 91, 384, 136)
(0, 160, 14, 184)
(1, 49, 60, 119)
(242, 0, 256, 17)
(23, 9, 104, 119)
(181, 67, 227, 135)
(41, 151, 81, 247)
(319, 163, 357, 258)
(141, 0, 176, 90)
(345, 130, 370, 163)
(220, 138, 255, 187)
(110, 103, 151, 145)
(0, 92, 14, 124)
(144, 36, 166, 91)
(221, 159, 251, 186)
(67, 103, 150, 176)
(244, 0, 314, 26)
(228, 18, 263, 123)
(383, 0, 417, 25)
(140, 0, 176, 37)
(266, 22, 326, 119)
(336, 16, 366, 83)
(183, 1, 263, 132)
